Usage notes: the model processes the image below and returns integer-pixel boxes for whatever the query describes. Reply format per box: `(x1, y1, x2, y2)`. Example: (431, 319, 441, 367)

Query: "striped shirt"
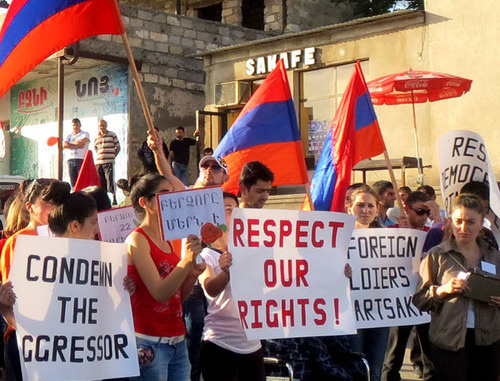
(94, 130, 120, 164)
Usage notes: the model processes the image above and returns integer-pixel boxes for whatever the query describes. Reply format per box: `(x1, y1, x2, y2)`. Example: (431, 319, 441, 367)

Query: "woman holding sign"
(127, 173, 205, 380)
(0, 178, 70, 381)
(413, 194, 500, 381)
(347, 187, 389, 381)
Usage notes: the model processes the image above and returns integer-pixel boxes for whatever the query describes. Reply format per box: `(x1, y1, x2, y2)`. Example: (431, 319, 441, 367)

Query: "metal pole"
(411, 90, 423, 184)
(57, 57, 64, 180)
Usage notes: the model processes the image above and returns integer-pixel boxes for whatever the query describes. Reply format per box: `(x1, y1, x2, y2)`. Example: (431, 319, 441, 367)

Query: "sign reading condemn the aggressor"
(229, 208, 357, 340)
(10, 235, 139, 381)
(348, 229, 429, 329)
(158, 187, 226, 241)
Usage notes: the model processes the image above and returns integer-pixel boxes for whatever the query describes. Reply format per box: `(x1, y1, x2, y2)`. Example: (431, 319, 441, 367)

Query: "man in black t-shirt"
(138, 127, 169, 173)
(168, 126, 197, 185)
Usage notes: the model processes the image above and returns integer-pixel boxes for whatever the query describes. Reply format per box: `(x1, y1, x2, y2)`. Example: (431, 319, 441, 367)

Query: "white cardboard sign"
(10, 235, 139, 381)
(229, 208, 357, 340)
(347, 229, 430, 329)
(98, 206, 139, 243)
(439, 130, 500, 245)
(158, 186, 225, 241)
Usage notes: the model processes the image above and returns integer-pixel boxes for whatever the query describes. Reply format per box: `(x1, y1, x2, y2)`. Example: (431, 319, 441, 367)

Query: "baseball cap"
(199, 155, 228, 174)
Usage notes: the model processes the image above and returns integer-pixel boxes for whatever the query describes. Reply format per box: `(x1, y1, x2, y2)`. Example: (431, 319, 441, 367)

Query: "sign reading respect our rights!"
(229, 208, 357, 340)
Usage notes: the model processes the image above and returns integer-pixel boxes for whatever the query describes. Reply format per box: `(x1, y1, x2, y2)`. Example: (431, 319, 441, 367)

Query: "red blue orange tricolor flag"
(0, 0, 125, 99)
(213, 59, 308, 194)
(308, 62, 385, 212)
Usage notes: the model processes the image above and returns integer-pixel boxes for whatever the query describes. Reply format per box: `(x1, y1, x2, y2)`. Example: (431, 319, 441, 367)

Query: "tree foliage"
(333, 0, 424, 18)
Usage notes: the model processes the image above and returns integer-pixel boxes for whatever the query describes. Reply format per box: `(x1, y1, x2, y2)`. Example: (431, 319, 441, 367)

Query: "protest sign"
(439, 130, 500, 245)
(98, 206, 139, 243)
(347, 228, 430, 329)
(10, 235, 139, 381)
(229, 208, 357, 340)
(158, 186, 225, 241)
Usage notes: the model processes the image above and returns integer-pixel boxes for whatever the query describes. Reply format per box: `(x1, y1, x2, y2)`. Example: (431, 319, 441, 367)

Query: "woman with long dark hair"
(413, 194, 500, 381)
(127, 173, 205, 380)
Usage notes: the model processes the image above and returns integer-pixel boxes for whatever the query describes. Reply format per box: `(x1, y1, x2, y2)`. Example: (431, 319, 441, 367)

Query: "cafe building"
(199, 1, 499, 206)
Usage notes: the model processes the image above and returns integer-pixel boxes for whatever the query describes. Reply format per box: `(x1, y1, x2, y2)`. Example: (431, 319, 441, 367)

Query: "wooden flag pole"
(383, 149, 406, 216)
(120, 31, 155, 134)
(305, 182, 315, 211)
(110, 0, 155, 133)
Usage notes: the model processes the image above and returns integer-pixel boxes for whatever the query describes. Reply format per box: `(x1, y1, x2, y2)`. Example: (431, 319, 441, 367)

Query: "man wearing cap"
(193, 155, 228, 188)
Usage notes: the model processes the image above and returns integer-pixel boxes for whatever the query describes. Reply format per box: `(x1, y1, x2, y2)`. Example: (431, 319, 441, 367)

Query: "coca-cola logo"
(403, 80, 429, 89)
(445, 80, 462, 87)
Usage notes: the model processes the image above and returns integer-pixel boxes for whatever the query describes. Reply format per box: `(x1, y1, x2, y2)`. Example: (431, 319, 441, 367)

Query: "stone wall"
(80, 2, 269, 180)
(285, 0, 353, 33)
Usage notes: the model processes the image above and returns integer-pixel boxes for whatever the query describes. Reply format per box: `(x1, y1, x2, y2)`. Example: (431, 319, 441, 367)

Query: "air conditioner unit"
(214, 81, 251, 108)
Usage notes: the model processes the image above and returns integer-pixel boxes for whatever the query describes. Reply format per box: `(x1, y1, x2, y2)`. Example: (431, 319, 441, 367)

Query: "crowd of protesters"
(0, 128, 498, 381)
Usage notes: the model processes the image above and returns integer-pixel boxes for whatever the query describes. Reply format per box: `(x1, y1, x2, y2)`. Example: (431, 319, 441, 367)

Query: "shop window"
(197, 2, 222, 22)
(242, 0, 264, 30)
(299, 61, 369, 167)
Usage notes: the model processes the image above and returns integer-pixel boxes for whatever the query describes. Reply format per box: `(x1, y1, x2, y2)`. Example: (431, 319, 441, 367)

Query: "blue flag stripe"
(0, 0, 88, 66)
(214, 99, 299, 158)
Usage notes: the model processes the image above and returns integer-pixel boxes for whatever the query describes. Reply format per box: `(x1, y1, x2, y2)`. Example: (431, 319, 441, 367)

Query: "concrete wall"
(80, 3, 269, 181)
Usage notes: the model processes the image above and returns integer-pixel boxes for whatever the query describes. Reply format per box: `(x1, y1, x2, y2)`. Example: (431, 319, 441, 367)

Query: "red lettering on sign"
(247, 219, 259, 247)
(233, 218, 244, 247)
(311, 221, 324, 247)
(279, 220, 292, 247)
(313, 298, 327, 325)
(295, 220, 308, 247)
(263, 219, 276, 247)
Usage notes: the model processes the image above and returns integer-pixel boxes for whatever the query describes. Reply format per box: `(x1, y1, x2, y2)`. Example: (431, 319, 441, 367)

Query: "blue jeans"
(68, 158, 83, 187)
(349, 327, 390, 381)
(131, 337, 190, 381)
(182, 285, 206, 381)
(172, 162, 189, 185)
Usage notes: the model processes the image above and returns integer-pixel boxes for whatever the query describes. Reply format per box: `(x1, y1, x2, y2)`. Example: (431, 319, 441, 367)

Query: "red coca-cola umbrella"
(367, 70, 473, 183)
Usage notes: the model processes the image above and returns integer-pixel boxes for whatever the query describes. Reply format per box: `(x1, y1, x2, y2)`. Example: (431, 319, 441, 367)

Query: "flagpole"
(383, 149, 406, 216)
(110, 0, 155, 133)
(304, 182, 315, 211)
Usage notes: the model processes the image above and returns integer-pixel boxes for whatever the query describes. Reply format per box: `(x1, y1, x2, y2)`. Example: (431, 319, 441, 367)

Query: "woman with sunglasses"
(413, 194, 500, 381)
(127, 173, 205, 380)
(0, 178, 70, 380)
(346, 186, 388, 381)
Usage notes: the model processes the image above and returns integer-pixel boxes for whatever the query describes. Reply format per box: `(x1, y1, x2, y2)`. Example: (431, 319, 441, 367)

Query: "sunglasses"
(201, 164, 223, 172)
(409, 206, 431, 216)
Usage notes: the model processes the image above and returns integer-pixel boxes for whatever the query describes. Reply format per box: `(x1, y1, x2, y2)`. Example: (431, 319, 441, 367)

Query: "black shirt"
(169, 138, 196, 165)
(137, 140, 169, 173)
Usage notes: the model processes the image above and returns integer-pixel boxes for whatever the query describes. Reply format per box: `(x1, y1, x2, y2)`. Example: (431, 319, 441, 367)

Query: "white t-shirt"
(200, 247, 261, 354)
(65, 130, 90, 159)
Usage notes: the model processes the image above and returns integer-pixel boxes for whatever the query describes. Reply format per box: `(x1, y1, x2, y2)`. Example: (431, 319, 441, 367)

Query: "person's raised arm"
(147, 130, 185, 191)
